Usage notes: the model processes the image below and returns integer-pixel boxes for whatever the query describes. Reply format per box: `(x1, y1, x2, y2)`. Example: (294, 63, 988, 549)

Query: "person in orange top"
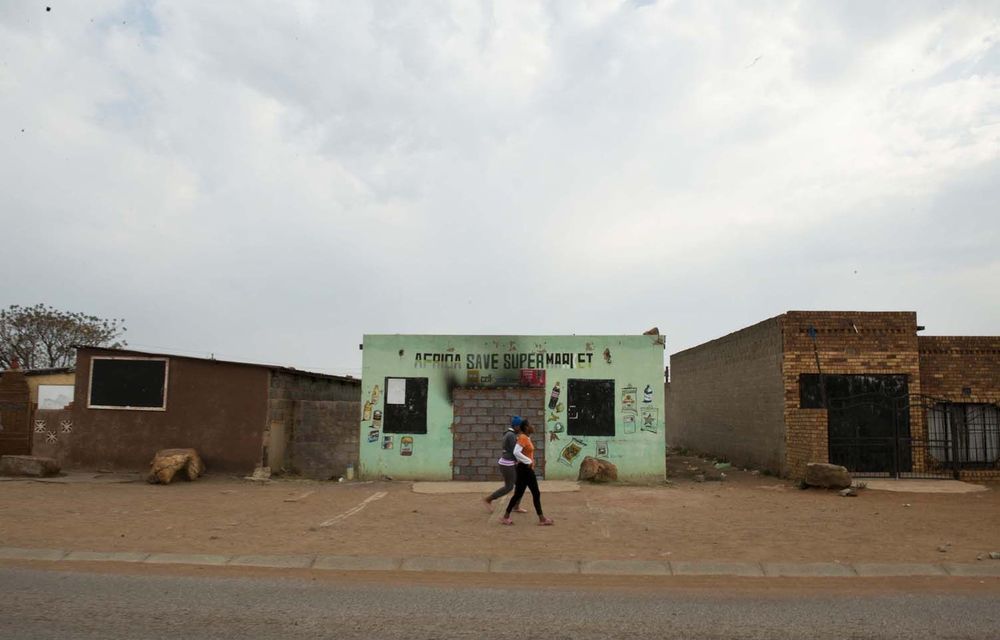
(501, 420, 554, 526)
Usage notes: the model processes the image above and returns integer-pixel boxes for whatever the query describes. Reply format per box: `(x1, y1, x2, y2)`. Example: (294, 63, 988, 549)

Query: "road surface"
(1, 565, 998, 639)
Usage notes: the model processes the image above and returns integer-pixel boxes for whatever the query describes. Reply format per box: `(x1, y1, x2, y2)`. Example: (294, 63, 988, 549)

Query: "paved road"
(2, 566, 998, 639)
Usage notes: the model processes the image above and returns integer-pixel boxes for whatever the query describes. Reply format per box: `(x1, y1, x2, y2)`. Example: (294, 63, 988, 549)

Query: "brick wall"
(451, 388, 545, 481)
(286, 400, 360, 479)
(665, 316, 786, 474)
(918, 336, 1000, 404)
(780, 311, 922, 478)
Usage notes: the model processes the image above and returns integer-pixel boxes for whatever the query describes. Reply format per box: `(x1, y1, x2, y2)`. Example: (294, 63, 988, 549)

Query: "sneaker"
(482, 498, 493, 513)
(500, 516, 514, 525)
(538, 517, 554, 526)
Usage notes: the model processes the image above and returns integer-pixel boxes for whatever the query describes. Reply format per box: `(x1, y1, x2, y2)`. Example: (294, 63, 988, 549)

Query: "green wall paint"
(359, 335, 666, 481)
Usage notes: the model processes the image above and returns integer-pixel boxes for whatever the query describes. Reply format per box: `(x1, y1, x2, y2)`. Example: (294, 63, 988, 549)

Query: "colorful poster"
(382, 434, 394, 450)
(559, 437, 586, 466)
(622, 385, 637, 412)
(400, 436, 413, 456)
(372, 410, 382, 428)
(596, 441, 609, 457)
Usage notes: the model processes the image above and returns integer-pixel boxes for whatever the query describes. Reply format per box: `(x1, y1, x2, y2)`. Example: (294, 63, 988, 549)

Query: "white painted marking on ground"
(319, 491, 387, 527)
(585, 498, 610, 538)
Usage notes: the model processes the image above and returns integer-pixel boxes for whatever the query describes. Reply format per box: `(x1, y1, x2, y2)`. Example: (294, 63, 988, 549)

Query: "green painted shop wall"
(359, 335, 666, 482)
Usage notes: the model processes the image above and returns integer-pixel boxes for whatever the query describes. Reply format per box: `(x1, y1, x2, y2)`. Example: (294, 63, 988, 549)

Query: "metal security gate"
(827, 391, 1000, 479)
(926, 402, 1000, 474)
(815, 369, 971, 478)
(827, 391, 923, 478)
(0, 368, 32, 456)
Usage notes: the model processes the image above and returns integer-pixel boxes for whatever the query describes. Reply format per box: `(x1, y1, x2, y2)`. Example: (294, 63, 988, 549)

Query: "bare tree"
(0, 304, 127, 370)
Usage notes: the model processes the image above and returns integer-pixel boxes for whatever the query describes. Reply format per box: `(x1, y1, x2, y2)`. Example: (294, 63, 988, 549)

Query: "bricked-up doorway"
(452, 388, 545, 481)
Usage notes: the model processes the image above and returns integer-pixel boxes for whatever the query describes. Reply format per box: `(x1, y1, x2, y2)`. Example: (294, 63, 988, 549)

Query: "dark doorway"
(567, 379, 615, 437)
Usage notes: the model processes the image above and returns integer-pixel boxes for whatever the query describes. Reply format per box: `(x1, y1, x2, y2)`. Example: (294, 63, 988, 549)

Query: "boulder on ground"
(804, 462, 852, 489)
(578, 456, 618, 483)
(0, 455, 60, 477)
(147, 448, 204, 484)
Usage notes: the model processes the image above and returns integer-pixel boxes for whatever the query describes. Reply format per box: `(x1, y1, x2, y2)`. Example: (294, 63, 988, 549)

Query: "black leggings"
(505, 463, 542, 517)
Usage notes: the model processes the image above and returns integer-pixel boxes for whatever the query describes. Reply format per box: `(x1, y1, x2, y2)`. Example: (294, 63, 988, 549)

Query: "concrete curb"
(672, 561, 763, 577)
(229, 555, 315, 569)
(580, 560, 670, 576)
(2, 547, 1000, 578)
(763, 562, 857, 578)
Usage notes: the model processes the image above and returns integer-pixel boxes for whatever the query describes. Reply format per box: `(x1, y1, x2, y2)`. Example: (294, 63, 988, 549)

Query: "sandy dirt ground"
(1, 457, 998, 564)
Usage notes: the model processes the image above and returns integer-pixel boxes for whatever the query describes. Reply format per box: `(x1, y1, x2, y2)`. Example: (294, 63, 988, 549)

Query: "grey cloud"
(1, 0, 997, 376)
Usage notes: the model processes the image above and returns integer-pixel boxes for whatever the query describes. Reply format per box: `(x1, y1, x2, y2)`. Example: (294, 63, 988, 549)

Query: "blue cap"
(510, 415, 523, 427)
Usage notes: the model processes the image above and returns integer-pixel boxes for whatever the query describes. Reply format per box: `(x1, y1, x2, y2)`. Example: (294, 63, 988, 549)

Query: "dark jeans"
(487, 464, 517, 502)
(505, 463, 542, 517)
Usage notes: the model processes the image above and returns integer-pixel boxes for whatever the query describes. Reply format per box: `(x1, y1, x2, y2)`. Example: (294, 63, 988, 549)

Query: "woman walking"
(502, 419, 554, 526)
(482, 416, 526, 513)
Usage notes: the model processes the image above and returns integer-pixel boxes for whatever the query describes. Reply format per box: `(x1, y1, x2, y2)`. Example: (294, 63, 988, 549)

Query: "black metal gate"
(828, 392, 1000, 479)
(827, 388, 961, 479)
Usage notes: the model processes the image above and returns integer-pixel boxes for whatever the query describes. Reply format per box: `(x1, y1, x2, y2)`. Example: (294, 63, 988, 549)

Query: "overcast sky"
(2, 1, 998, 377)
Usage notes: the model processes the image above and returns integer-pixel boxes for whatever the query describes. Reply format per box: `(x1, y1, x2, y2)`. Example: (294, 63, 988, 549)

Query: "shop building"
(358, 334, 667, 482)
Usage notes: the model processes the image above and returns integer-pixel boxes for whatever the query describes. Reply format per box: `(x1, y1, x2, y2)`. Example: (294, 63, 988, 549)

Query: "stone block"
(0, 455, 60, 477)
(578, 456, 618, 483)
(804, 463, 852, 489)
